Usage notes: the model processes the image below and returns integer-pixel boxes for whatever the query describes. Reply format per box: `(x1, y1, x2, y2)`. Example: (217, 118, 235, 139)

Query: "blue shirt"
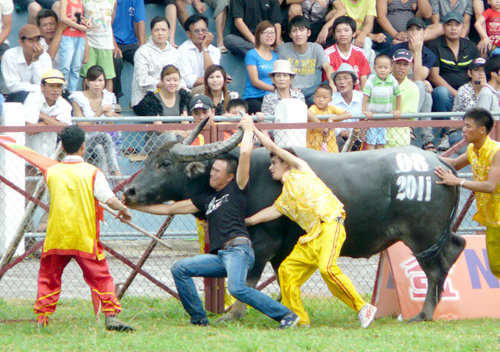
(243, 49, 278, 99)
(112, 0, 146, 45)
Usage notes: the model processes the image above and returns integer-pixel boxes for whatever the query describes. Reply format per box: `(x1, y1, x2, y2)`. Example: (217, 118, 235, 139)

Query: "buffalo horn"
(170, 128, 244, 161)
(182, 117, 210, 145)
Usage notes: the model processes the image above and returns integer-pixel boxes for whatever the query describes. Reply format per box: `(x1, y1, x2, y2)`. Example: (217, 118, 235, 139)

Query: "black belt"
(224, 236, 252, 250)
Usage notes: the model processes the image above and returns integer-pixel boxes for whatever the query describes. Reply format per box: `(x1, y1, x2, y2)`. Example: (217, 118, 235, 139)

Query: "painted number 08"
(396, 175, 432, 202)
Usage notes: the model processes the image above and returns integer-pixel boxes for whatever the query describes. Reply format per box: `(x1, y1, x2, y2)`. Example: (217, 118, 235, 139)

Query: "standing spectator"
(176, 0, 228, 51)
(81, 0, 116, 91)
(178, 14, 220, 95)
(0, 0, 12, 60)
(71, 65, 121, 177)
(476, 55, 500, 112)
(37, 9, 62, 68)
(427, 11, 480, 112)
(426, 0, 473, 41)
(34, 124, 134, 332)
(1, 24, 52, 102)
(223, 0, 281, 58)
(112, 0, 146, 108)
(475, 0, 500, 56)
(277, 15, 335, 105)
(362, 53, 402, 150)
(242, 21, 278, 114)
(204, 64, 238, 116)
(287, 0, 347, 45)
(386, 49, 420, 148)
(324, 16, 371, 88)
(131, 16, 185, 115)
(17, 0, 60, 26)
(435, 108, 500, 279)
(58, 0, 87, 92)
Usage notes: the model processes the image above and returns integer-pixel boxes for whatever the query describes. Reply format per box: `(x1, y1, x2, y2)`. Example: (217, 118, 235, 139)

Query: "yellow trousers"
(486, 226, 500, 278)
(278, 221, 366, 326)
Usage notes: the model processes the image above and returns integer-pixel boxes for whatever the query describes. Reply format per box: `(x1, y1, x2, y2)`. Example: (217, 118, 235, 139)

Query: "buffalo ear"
(186, 162, 206, 179)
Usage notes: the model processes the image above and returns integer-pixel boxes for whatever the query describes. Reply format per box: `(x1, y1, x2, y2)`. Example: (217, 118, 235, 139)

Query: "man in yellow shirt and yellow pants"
(246, 125, 377, 328)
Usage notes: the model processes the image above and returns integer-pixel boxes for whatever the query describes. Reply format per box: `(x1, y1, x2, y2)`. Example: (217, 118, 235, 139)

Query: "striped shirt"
(362, 74, 401, 113)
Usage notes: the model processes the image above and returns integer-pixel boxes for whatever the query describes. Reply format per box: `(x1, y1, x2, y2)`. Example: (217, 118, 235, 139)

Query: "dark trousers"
(112, 43, 139, 99)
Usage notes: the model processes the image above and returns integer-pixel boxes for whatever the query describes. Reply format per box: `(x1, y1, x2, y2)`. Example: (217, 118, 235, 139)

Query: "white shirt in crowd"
(331, 90, 363, 136)
(0, 0, 13, 45)
(178, 39, 220, 88)
(40, 37, 61, 69)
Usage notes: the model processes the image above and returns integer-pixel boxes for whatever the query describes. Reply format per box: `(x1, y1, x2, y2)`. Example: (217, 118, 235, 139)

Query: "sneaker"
(436, 135, 450, 152)
(105, 315, 135, 332)
(191, 318, 210, 326)
(115, 103, 122, 113)
(36, 314, 49, 328)
(279, 312, 300, 329)
(358, 304, 377, 328)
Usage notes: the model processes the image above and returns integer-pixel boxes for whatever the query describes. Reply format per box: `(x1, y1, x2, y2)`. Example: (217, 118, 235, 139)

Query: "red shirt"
(483, 8, 500, 47)
(323, 44, 371, 86)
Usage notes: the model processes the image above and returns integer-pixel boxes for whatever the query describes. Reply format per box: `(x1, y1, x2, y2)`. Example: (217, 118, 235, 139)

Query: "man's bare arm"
(245, 204, 282, 226)
(128, 199, 199, 215)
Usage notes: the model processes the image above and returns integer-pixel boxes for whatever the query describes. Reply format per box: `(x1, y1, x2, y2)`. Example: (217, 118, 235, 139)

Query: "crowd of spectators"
(2, 0, 500, 172)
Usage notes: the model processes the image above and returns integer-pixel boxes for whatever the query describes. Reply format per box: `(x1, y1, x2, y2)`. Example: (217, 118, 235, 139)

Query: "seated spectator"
(37, 9, 62, 68)
(0, 0, 12, 60)
(178, 14, 220, 95)
(277, 15, 335, 105)
(427, 12, 480, 112)
(131, 16, 186, 116)
(340, 0, 380, 67)
(71, 65, 121, 177)
(307, 84, 351, 153)
(176, 0, 228, 51)
(204, 64, 238, 115)
(225, 98, 249, 116)
(426, 0, 473, 41)
(243, 21, 278, 114)
(1, 24, 52, 103)
(477, 55, 500, 112)
(386, 49, 419, 148)
(144, 0, 178, 47)
(374, 0, 432, 54)
(324, 16, 371, 88)
(287, 0, 346, 45)
(17, 0, 59, 26)
(475, 0, 500, 56)
(224, 0, 281, 58)
(112, 0, 146, 108)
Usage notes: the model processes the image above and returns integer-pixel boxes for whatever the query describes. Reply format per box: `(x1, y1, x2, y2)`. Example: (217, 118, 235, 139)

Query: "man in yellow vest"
(34, 125, 134, 332)
(435, 107, 500, 277)
(245, 126, 377, 328)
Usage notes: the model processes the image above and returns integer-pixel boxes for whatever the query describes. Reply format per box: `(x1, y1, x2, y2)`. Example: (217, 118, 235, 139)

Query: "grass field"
(1, 297, 499, 352)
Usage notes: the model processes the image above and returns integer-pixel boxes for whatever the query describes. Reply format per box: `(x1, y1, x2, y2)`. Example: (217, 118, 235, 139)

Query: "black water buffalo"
(124, 123, 466, 322)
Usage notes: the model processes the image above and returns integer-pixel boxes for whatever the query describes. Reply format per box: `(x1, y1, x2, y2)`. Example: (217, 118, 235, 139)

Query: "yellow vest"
(275, 169, 345, 244)
(44, 161, 104, 259)
(467, 136, 500, 228)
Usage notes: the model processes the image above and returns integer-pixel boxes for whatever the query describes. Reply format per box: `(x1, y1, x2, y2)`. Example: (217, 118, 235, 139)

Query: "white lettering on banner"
(395, 153, 432, 201)
(401, 257, 459, 301)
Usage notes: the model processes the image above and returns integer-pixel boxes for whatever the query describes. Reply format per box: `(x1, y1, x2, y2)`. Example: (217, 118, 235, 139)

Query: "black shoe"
(105, 315, 135, 332)
(191, 318, 209, 326)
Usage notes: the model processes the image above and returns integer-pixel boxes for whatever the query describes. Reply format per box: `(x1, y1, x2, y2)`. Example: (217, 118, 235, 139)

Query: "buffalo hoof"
(407, 312, 432, 323)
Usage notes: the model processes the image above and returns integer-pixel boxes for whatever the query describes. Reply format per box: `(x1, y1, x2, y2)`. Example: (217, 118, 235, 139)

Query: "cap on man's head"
(406, 17, 426, 30)
(19, 24, 42, 40)
(331, 63, 358, 82)
(469, 57, 486, 70)
(189, 94, 215, 113)
(441, 11, 464, 24)
(392, 49, 413, 63)
(41, 69, 65, 84)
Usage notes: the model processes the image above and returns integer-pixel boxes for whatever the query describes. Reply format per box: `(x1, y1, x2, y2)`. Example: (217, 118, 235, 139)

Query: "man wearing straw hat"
(33, 125, 135, 332)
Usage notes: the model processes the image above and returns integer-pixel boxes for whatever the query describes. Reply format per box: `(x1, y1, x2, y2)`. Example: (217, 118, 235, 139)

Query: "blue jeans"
(59, 36, 85, 92)
(431, 86, 454, 112)
(171, 244, 291, 322)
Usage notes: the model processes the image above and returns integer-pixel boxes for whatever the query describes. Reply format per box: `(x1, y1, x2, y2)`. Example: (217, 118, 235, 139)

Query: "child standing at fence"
(362, 53, 401, 150)
(307, 84, 352, 153)
(59, 0, 87, 92)
(81, 0, 116, 91)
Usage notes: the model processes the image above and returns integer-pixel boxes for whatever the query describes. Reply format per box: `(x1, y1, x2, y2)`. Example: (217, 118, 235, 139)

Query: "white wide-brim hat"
(268, 60, 296, 77)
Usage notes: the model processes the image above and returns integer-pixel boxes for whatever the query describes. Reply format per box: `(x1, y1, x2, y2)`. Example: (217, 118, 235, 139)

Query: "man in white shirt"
(0, 0, 13, 60)
(1, 24, 52, 102)
(178, 14, 220, 95)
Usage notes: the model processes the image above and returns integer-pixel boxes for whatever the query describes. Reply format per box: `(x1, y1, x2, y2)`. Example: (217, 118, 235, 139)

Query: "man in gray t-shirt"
(276, 16, 335, 105)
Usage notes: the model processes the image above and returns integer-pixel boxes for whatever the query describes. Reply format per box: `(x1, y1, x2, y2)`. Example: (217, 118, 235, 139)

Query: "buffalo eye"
(155, 160, 171, 169)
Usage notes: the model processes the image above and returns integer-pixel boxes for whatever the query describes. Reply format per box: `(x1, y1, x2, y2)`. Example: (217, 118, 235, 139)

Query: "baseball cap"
(331, 63, 358, 82)
(406, 17, 426, 30)
(441, 11, 464, 24)
(469, 57, 486, 70)
(189, 95, 215, 113)
(392, 49, 413, 63)
(41, 69, 65, 84)
(19, 24, 42, 40)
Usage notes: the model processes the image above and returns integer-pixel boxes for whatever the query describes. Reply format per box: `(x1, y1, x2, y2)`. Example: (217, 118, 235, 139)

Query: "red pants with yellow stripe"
(34, 254, 122, 317)
(278, 221, 366, 326)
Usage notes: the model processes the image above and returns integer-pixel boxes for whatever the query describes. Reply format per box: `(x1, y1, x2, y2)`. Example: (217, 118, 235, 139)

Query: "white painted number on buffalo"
(395, 153, 432, 202)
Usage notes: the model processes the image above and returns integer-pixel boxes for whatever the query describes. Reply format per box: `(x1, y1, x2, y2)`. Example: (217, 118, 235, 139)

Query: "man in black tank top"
(129, 115, 298, 328)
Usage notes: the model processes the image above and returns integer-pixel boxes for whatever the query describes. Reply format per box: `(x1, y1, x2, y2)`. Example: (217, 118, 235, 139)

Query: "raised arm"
(236, 115, 255, 189)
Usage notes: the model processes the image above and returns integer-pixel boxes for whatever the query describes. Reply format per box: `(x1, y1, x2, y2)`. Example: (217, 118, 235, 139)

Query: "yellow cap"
(41, 69, 65, 85)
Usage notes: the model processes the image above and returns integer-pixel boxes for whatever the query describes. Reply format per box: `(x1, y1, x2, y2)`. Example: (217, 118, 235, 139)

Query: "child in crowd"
(477, 54, 500, 112)
(225, 98, 249, 116)
(59, 0, 87, 92)
(362, 53, 401, 150)
(476, 0, 500, 57)
(307, 84, 351, 153)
